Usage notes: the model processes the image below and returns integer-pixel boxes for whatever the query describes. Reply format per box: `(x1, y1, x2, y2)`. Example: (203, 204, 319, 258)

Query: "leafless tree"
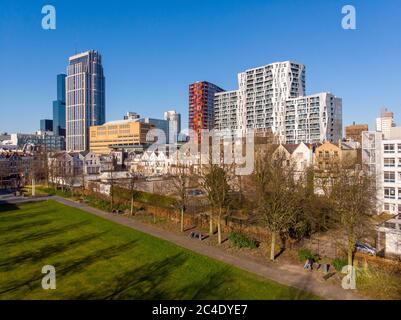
(328, 162, 377, 267)
(253, 149, 300, 261)
(200, 163, 232, 244)
(171, 163, 193, 232)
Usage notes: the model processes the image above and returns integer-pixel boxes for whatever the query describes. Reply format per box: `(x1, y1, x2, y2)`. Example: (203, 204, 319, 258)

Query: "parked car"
(355, 242, 377, 256)
(188, 189, 204, 196)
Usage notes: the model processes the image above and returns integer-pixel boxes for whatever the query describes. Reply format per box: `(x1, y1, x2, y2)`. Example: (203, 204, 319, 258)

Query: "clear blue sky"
(1, 0, 400, 133)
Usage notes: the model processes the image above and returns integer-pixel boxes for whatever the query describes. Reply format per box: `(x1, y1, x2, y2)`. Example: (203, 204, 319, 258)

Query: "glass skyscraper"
(66, 50, 105, 152)
(53, 74, 66, 137)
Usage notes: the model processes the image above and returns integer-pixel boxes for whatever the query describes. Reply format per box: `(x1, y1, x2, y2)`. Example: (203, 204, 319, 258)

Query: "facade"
(89, 120, 154, 154)
(376, 108, 396, 139)
(164, 110, 181, 144)
(10, 132, 65, 152)
(53, 74, 66, 137)
(124, 112, 140, 120)
(345, 122, 368, 144)
(377, 217, 401, 256)
(40, 119, 53, 132)
(66, 51, 105, 152)
(214, 61, 342, 144)
(362, 128, 401, 215)
(139, 117, 169, 144)
(189, 81, 225, 143)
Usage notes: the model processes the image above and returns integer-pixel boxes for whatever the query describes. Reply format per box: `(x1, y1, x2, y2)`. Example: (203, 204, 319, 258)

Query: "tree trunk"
(217, 213, 222, 245)
(348, 235, 354, 267)
(209, 212, 214, 235)
(180, 207, 184, 232)
(130, 194, 134, 216)
(270, 232, 276, 261)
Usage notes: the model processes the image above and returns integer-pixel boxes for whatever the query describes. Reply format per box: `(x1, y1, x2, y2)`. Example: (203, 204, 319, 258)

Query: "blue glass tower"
(53, 74, 66, 137)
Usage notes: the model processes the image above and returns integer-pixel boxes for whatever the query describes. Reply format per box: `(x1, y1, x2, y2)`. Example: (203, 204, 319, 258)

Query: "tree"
(253, 149, 300, 261)
(108, 155, 117, 212)
(171, 163, 192, 232)
(328, 163, 377, 267)
(200, 163, 232, 244)
(128, 172, 139, 216)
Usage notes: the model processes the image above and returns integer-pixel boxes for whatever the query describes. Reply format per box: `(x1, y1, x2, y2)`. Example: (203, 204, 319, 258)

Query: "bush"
(332, 258, 347, 272)
(229, 232, 258, 249)
(298, 248, 319, 263)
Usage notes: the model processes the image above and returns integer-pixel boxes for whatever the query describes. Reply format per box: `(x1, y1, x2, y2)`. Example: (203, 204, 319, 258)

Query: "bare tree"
(171, 163, 193, 232)
(200, 163, 232, 244)
(253, 150, 300, 261)
(328, 162, 377, 267)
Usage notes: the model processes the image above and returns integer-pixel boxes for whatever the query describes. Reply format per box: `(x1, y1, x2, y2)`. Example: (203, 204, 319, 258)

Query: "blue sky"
(0, 0, 400, 133)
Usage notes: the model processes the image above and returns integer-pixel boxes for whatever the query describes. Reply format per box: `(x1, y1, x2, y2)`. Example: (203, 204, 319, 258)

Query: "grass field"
(0, 200, 317, 300)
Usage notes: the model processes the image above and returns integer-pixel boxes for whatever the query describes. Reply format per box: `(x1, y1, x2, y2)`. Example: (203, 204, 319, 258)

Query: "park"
(0, 200, 316, 300)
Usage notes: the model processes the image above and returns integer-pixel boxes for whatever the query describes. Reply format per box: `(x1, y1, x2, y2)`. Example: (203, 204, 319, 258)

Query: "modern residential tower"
(214, 61, 342, 144)
(189, 81, 224, 143)
(66, 51, 105, 152)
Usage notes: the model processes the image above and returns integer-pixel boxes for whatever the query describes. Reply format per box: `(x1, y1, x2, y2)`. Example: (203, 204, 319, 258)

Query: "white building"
(378, 217, 401, 256)
(376, 108, 396, 139)
(362, 127, 401, 215)
(164, 110, 181, 144)
(214, 61, 342, 144)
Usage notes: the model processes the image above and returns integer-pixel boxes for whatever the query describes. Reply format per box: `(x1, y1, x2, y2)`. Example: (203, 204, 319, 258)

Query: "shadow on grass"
(0, 231, 109, 271)
(0, 203, 19, 213)
(0, 218, 54, 234)
(0, 220, 92, 247)
(0, 211, 56, 224)
(0, 240, 137, 296)
(71, 254, 237, 300)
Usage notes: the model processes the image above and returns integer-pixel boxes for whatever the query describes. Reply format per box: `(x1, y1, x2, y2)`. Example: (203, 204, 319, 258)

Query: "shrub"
(332, 258, 347, 272)
(229, 232, 258, 249)
(298, 248, 319, 262)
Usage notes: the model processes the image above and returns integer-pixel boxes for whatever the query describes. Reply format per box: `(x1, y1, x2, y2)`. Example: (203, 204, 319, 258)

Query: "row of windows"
(384, 187, 401, 199)
(383, 171, 401, 183)
(384, 144, 401, 153)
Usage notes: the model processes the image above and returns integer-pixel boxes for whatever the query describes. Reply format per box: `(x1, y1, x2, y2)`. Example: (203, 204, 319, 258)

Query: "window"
(398, 144, 401, 153)
(384, 222, 396, 229)
(384, 171, 395, 183)
(384, 144, 395, 153)
(384, 187, 396, 199)
(399, 189, 401, 200)
(384, 158, 395, 167)
(398, 205, 401, 214)
(384, 203, 391, 211)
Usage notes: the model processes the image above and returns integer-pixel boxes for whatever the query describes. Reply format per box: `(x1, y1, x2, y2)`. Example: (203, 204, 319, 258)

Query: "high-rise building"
(66, 51, 105, 152)
(189, 81, 224, 143)
(376, 108, 396, 139)
(214, 61, 343, 144)
(345, 122, 369, 143)
(164, 110, 181, 144)
(53, 74, 66, 137)
(40, 119, 53, 132)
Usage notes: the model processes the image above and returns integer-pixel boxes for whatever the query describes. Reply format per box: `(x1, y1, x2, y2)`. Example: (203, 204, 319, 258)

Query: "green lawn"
(0, 200, 317, 300)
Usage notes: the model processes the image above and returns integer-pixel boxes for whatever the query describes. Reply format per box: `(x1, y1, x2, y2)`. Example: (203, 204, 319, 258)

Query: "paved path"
(4, 196, 367, 300)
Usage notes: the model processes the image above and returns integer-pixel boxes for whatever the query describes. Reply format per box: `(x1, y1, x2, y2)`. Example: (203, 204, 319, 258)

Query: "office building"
(376, 108, 396, 139)
(164, 110, 181, 144)
(189, 81, 225, 143)
(66, 50, 105, 152)
(89, 119, 154, 154)
(214, 61, 342, 144)
(53, 74, 66, 137)
(40, 119, 53, 132)
(345, 122, 369, 144)
(10, 132, 65, 151)
(139, 117, 169, 144)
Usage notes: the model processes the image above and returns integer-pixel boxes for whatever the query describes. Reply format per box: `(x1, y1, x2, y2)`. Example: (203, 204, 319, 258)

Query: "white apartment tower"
(164, 110, 181, 144)
(214, 61, 342, 144)
(66, 50, 105, 152)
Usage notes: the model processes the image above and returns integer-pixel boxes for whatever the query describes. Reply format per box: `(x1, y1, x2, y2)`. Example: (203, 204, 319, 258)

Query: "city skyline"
(1, 0, 401, 134)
